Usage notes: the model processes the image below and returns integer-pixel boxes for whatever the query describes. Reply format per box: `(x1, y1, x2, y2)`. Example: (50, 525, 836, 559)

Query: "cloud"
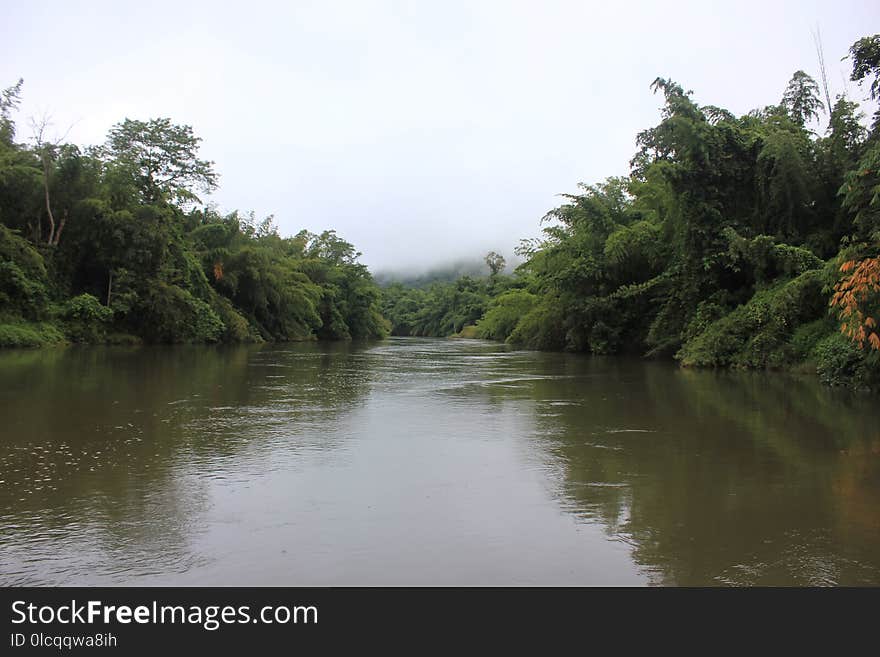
(3, 0, 877, 270)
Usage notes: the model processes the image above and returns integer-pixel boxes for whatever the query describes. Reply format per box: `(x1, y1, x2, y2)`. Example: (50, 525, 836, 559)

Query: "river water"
(1, 337, 878, 585)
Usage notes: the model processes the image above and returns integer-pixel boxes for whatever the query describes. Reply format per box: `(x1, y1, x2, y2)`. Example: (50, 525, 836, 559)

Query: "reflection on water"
(0, 338, 878, 585)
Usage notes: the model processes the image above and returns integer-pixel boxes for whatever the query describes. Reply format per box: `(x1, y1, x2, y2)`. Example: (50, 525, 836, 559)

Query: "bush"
(0, 321, 65, 348)
(723, 228, 824, 285)
(476, 289, 537, 341)
(677, 270, 825, 368)
(588, 320, 619, 355)
(211, 295, 261, 343)
(507, 298, 567, 350)
(682, 300, 727, 343)
(813, 333, 872, 387)
(138, 283, 224, 343)
(789, 319, 833, 361)
(59, 294, 114, 343)
(0, 225, 50, 320)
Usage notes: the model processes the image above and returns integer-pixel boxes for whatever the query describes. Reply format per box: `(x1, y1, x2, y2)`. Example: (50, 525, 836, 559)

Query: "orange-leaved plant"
(830, 256, 880, 350)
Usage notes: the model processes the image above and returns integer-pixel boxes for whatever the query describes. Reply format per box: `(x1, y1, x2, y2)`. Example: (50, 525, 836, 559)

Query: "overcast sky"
(3, 1, 878, 272)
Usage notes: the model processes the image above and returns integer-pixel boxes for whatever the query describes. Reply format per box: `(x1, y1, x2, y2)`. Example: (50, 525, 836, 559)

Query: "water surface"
(1, 338, 878, 585)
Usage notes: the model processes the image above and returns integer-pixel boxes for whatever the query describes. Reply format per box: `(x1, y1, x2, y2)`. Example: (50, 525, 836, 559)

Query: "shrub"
(678, 270, 825, 368)
(59, 294, 113, 343)
(0, 225, 50, 320)
(588, 320, 619, 355)
(789, 319, 833, 361)
(507, 298, 567, 350)
(138, 282, 224, 343)
(211, 294, 261, 343)
(813, 333, 870, 387)
(0, 321, 65, 348)
(476, 289, 537, 341)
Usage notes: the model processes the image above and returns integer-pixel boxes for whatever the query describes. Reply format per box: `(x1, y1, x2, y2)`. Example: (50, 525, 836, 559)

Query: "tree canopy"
(2, 34, 879, 389)
(379, 34, 880, 389)
(103, 118, 219, 206)
(0, 96, 387, 347)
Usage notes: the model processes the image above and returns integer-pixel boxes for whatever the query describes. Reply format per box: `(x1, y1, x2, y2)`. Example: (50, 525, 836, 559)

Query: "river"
(1, 337, 878, 585)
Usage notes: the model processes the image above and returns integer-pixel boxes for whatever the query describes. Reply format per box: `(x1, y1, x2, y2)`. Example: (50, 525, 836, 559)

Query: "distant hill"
(374, 258, 492, 288)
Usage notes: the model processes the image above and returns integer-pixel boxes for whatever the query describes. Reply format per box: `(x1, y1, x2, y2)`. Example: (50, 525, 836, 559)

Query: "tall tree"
(848, 35, 880, 100)
(847, 34, 880, 134)
(102, 118, 218, 206)
(484, 251, 505, 276)
(30, 115, 75, 246)
(781, 71, 824, 127)
(0, 78, 23, 146)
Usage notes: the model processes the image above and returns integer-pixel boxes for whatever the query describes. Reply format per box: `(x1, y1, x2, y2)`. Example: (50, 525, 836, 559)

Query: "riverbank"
(445, 317, 878, 391)
(0, 316, 316, 349)
(5, 313, 876, 393)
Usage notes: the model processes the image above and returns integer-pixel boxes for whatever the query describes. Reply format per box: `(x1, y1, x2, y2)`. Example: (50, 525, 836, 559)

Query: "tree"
(848, 35, 880, 100)
(831, 257, 880, 350)
(847, 34, 880, 135)
(484, 251, 505, 276)
(0, 78, 23, 145)
(0, 80, 41, 241)
(824, 97, 866, 162)
(781, 71, 824, 127)
(754, 123, 815, 237)
(30, 114, 76, 246)
(818, 97, 866, 244)
(299, 229, 361, 265)
(103, 118, 218, 206)
(48, 145, 100, 247)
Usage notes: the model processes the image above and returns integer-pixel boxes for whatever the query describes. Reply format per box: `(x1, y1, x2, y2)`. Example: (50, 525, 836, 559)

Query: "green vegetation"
(2, 35, 879, 388)
(0, 86, 388, 347)
(380, 35, 880, 388)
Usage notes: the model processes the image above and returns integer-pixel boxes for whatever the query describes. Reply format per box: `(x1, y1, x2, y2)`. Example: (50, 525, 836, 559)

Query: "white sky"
(2, 1, 878, 272)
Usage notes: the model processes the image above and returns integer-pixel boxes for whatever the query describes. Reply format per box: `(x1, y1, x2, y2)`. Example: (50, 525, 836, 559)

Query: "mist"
(3, 0, 877, 272)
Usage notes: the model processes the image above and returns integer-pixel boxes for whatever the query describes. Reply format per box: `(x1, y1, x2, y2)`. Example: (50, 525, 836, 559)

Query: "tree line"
(382, 35, 880, 388)
(2, 35, 879, 388)
(0, 103, 388, 347)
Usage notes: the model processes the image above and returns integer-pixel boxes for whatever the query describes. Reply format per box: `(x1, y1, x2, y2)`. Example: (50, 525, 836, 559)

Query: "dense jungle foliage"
(0, 100, 388, 347)
(2, 35, 879, 388)
(382, 35, 880, 387)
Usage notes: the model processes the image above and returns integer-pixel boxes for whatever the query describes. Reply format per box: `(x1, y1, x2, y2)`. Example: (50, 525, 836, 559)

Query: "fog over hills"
(373, 252, 525, 287)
